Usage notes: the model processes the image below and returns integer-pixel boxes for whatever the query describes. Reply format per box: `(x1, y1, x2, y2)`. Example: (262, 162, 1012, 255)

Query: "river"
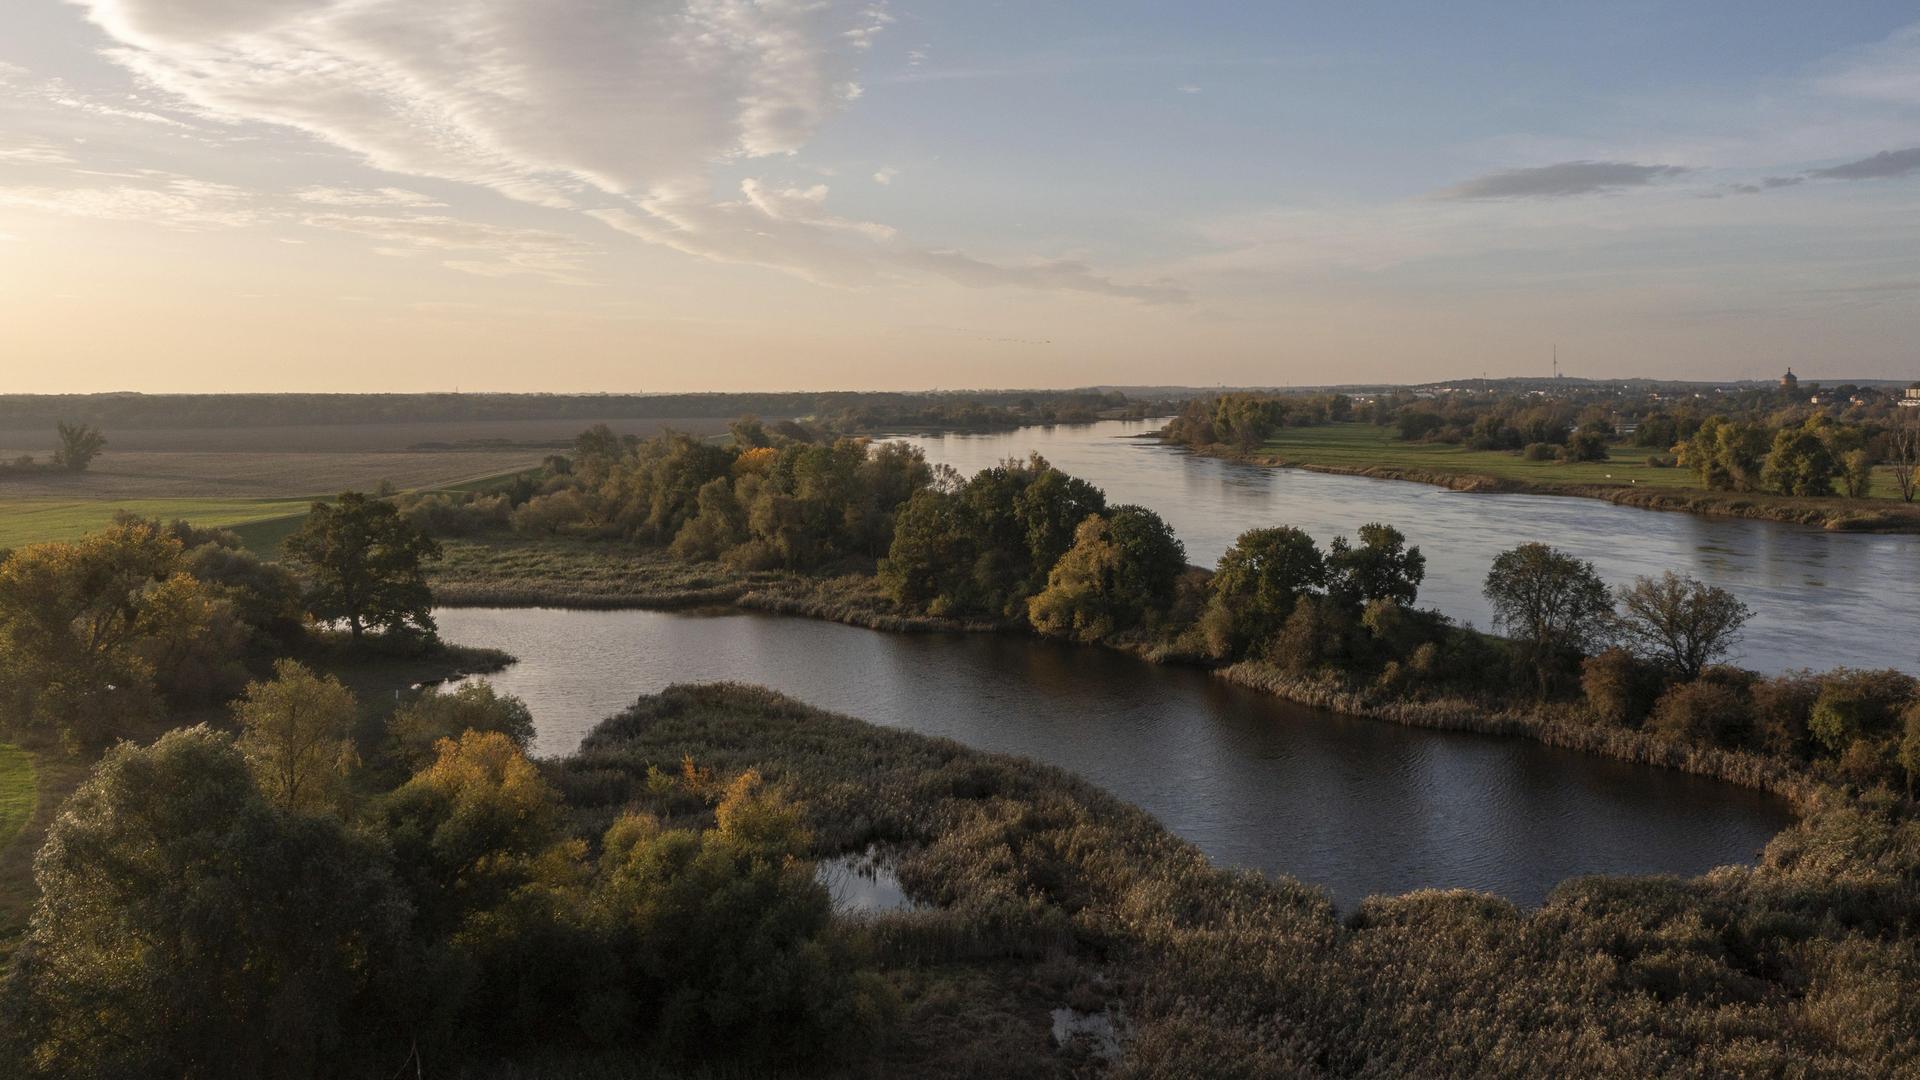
(437, 605, 1792, 910)
(899, 420, 1919, 676)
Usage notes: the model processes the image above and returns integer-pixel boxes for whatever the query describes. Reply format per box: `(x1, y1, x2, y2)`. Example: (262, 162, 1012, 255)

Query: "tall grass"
(555, 684, 1920, 1077)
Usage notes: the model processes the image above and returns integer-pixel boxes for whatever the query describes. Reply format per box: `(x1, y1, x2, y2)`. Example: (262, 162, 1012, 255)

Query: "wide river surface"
(436, 420, 1904, 908)
(900, 420, 1918, 676)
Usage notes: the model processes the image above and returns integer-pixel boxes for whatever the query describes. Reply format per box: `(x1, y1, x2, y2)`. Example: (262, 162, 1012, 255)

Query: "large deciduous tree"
(1613, 572, 1753, 681)
(1203, 526, 1327, 659)
(0, 522, 226, 745)
(3, 726, 410, 1079)
(285, 492, 442, 643)
(1483, 542, 1614, 697)
(1327, 522, 1425, 610)
(1027, 505, 1187, 642)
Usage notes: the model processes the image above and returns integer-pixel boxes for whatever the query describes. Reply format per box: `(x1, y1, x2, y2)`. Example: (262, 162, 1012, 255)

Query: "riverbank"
(557, 682, 1920, 1076)
(1179, 423, 1920, 533)
(430, 536, 1831, 805)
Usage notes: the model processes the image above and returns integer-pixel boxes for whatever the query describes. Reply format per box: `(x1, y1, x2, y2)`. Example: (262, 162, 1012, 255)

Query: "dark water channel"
(438, 606, 1792, 910)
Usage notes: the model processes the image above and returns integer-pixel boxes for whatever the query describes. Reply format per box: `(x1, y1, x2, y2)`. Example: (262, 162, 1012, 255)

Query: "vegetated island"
(1158, 385, 1920, 533)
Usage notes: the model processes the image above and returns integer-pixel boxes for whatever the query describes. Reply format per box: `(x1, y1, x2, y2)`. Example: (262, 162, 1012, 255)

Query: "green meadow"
(1257, 422, 1912, 499)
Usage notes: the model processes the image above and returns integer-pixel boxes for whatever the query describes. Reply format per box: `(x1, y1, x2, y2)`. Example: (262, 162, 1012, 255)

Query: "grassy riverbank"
(1214, 423, 1920, 532)
(555, 683, 1920, 1076)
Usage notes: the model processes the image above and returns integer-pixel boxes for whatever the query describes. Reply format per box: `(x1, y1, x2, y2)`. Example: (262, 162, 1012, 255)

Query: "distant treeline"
(0, 390, 1146, 432)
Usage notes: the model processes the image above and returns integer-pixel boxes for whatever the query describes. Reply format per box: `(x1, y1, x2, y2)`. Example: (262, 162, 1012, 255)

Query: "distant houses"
(1901, 382, 1920, 410)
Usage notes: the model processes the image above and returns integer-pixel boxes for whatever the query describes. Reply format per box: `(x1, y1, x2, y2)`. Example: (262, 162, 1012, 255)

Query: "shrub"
(1752, 671, 1821, 759)
(1523, 442, 1556, 461)
(1582, 648, 1663, 727)
(1648, 678, 1755, 748)
(389, 681, 537, 766)
(1809, 669, 1918, 755)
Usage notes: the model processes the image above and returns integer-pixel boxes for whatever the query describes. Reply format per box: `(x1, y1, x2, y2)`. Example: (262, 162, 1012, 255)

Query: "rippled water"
(900, 420, 1920, 675)
(438, 606, 1792, 909)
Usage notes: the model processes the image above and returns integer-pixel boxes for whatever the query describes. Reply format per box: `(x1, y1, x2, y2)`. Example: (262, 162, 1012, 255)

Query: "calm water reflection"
(438, 607, 1792, 910)
(901, 421, 1920, 675)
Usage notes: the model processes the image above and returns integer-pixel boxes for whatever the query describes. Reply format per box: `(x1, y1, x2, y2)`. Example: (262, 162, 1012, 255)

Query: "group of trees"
(0, 495, 441, 748)
(1476, 542, 1920, 786)
(505, 427, 933, 572)
(1161, 392, 1353, 452)
(2, 665, 884, 1076)
(1681, 415, 1879, 497)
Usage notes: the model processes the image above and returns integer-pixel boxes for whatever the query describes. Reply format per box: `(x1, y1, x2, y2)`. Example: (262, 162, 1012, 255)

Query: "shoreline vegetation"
(1188, 437, 1920, 533)
(557, 683, 1920, 1076)
(427, 537, 1821, 806)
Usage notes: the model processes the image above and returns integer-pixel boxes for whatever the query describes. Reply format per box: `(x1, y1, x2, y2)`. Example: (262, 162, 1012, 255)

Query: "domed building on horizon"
(1780, 368, 1799, 391)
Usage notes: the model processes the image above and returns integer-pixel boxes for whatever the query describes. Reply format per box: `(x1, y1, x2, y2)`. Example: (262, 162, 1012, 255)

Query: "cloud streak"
(1808, 147, 1920, 180)
(69, 0, 1177, 301)
(1435, 161, 1692, 200)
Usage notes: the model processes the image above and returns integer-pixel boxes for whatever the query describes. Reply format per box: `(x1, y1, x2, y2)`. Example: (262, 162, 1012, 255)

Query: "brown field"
(0, 450, 543, 500)
(0, 415, 736, 454)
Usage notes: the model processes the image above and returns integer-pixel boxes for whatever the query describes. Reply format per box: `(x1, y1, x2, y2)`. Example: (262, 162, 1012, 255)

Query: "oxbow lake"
(439, 606, 1792, 910)
(435, 419, 1906, 908)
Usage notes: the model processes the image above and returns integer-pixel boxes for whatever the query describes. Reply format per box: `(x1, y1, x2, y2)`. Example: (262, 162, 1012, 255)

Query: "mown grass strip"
(0, 745, 36, 856)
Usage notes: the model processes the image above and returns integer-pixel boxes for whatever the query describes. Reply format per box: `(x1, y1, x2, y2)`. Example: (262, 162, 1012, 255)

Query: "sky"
(0, 1, 1917, 393)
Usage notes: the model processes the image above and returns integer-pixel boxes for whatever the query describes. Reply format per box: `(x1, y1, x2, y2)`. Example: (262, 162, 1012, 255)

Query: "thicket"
(0, 685, 888, 1078)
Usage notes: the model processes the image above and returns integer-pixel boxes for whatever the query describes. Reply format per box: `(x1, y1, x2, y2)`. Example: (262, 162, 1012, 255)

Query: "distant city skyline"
(1, 2, 1917, 392)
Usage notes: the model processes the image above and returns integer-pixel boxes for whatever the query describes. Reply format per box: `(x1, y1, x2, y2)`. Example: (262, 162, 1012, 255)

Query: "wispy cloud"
(0, 176, 262, 228)
(1808, 147, 1920, 180)
(1435, 161, 1691, 200)
(295, 185, 447, 208)
(68, 0, 1177, 302)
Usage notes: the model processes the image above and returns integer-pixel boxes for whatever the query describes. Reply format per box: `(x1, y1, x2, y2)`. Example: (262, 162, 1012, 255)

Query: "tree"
(1327, 523, 1425, 609)
(1204, 527, 1327, 659)
(1763, 424, 1840, 496)
(233, 660, 359, 814)
(0, 522, 224, 745)
(1559, 428, 1609, 463)
(1613, 572, 1753, 681)
(50, 421, 106, 472)
(285, 491, 442, 643)
(1842, 449, 1875, 500)
(4, 726, 410, 1079)
(1681, 417, 1768, 491)
(1482, 543, 1613, 697)
(1889, 422, 1920, 503)
(389, 681, 536, 766)
(1027, 506, 1186, 642)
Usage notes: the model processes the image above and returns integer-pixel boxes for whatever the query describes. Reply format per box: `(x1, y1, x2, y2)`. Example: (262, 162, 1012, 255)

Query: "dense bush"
(1581, 648, 1663, 726)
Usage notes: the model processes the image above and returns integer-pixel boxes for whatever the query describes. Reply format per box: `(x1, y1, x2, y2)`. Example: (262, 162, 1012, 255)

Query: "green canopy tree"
(233, 660, 360, 814)
(1327, 523, 1425, 610)
(0, 522, 225, 745)
(3, 726, 410, 1079)
(1483, 542, 1614, 697)
(1203, 526, 1328, 659)
(285, 492, 442, 643)
(1028, 505, 1187, 642)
